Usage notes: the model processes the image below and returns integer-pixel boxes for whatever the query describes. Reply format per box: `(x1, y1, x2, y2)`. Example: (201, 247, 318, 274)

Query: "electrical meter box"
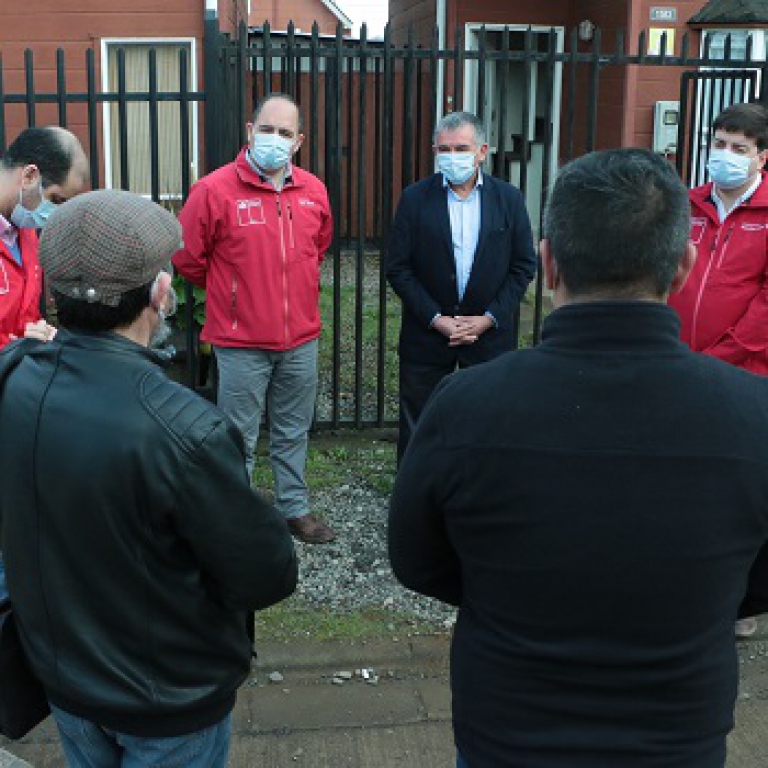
(653, 101, 680, 154)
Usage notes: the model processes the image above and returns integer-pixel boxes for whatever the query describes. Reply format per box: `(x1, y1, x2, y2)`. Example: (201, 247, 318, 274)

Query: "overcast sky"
(337, 0, 389, 38)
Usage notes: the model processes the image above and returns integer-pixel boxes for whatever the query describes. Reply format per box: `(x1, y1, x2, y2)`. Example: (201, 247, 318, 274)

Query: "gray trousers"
(215, 340, 317, 520)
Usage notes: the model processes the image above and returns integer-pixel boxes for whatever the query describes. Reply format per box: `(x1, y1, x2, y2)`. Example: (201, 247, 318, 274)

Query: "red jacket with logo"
(173, 149, 333, 351)
(669, 173, 768, 374)
(0, 229, 42, 349)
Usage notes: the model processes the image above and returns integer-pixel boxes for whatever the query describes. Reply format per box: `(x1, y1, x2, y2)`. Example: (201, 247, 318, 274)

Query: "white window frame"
(101, 37, 199, 197)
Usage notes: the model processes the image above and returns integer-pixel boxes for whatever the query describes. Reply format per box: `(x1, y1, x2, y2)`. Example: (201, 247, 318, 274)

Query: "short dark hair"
(54, 283, 153, 333)
(252, 93, 303, 133)
(712, 103, 768, 150)
(2, 127, 75, 189)
(544, 149, 690, 297)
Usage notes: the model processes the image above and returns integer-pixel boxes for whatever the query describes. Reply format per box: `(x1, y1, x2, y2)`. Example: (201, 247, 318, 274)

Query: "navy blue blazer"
(386, 172, 536, 365)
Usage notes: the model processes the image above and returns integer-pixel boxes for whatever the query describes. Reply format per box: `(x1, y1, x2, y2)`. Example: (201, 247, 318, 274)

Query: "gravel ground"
(260, 469, 457, 631)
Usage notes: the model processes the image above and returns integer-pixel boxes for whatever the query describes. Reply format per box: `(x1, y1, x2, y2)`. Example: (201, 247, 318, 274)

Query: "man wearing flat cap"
(0, 190, 297, 767)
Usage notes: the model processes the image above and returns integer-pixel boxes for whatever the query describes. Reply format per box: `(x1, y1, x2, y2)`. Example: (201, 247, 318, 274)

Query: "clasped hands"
(433, 314, 493, 346)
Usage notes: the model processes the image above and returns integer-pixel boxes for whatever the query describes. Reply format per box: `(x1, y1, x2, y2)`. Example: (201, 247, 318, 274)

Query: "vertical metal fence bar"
(24, 49, 36, 127)
(148, 49, 160, 203)
(346, 44, 354, 244)
(454, 25, 463, 111)
(309, 23, 319, 174)
(86, 49, 100, 188)
(354, 26, 368, 429)
(565, 28, 577, 162)
(476, 26, 487, 120)
(585, 28, 601, 152)
(402, 25, 415, 188)
(178, 47, 197, 390)
(518, 27, 532, 200)
(493, 26, 509, 179)
(429, 26, 438, 154)
(204, 10, 222, 172)
(373, 55, 382, 241)
(378, 23, 394, 426)
(415, 54, 423, 179)
(263, 22, 272, 94)
(533, 28, 558, 347)
(56, 49, 68, 127)
(331, 23, 344, 429)
(116, 48, 130, 190)
(237, 22, 247, 146)
(286, 22, 296, 97)
(677, 73, 691, 181)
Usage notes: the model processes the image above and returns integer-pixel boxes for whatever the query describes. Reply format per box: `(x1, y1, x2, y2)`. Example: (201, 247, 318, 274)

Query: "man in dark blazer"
(389, 148, 768, 768)
(386, 111, 536, 460)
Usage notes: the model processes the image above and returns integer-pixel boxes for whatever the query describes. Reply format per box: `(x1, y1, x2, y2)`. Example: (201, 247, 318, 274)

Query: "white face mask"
(10, 181, 58, 229)
(437, 152, 477, 185)
(250, 133, 295, 172)
(707, 149, 754, 190)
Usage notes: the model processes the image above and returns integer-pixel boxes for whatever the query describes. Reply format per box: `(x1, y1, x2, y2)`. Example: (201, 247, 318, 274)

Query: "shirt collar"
(442, 167, 484, 190)
(245, 148, 293, 187)
(711, 174, 762, 219)
(0, 214, 18, 248)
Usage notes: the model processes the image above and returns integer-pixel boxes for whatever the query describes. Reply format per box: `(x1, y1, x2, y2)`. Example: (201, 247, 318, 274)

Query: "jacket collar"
(234, 147, 304, 191)
(540, 301, 683, 352)
(691, 171, 768, 222)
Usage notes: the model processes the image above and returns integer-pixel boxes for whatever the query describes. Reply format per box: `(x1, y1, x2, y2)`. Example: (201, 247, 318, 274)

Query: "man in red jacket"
(174, 93, 336, 544)
(668, 102, 768, 638)
(0, 126, 89, 349)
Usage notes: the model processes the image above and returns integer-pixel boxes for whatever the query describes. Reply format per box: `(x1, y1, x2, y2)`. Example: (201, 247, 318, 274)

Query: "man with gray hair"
(387, 110, 536, 461)
(0, 190, 297, 765)
(390, 149, 768, 767)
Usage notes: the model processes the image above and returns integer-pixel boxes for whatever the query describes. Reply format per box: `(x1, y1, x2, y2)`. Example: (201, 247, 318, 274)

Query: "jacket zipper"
(286, 202, 295, 249)
(231, 275, 238, 330)
(277, 198, 290, 345)
(691, 229, 721, 349)
(715, 224, 735, 269)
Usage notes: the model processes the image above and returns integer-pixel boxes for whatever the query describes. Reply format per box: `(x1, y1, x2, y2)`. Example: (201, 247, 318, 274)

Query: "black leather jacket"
(0, 330, 297, 737)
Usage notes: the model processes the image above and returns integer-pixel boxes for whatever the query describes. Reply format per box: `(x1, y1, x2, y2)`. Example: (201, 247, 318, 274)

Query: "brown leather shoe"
(287, 514, 337, 544)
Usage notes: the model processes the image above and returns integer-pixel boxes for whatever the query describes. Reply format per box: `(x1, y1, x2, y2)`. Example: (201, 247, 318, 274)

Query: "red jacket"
(669, 173, 768, 374)
(173, 150, 333, 351)
(0, 229, 42, 349)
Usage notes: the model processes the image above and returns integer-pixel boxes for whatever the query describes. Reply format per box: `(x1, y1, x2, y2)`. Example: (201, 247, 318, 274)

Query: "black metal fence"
(1, 22, 766, 429)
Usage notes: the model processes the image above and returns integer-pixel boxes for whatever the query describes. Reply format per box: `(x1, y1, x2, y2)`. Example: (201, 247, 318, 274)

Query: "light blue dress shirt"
(444, 170, 483, 300)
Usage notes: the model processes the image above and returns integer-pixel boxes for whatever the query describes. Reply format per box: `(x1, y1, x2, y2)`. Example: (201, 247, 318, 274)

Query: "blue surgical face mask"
(10, 182, 57, 229)
(707, 148, 754, 191)
(250, 132, 295, 172)
(437, 152, 477, 186)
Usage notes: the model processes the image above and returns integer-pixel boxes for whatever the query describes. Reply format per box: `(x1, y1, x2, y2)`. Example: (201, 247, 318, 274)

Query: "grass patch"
(255, 596, 439, 642)
(252, 437, 396, 496)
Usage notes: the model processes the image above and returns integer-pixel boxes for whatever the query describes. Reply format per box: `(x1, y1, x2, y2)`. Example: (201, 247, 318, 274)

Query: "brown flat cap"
(39, 189, 181, 306)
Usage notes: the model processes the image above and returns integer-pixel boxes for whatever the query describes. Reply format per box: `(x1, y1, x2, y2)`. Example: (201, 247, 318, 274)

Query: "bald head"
(0, 125, 89, 217)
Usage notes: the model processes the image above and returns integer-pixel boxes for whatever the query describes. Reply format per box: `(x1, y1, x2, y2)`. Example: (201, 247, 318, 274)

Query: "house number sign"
(651, 7, 678, 22)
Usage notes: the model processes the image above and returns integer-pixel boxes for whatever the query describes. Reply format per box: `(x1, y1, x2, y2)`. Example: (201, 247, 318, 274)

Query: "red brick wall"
(249, 0, 344, 35)
(625, 0, 704, 149)
(0, 0, 206, 179)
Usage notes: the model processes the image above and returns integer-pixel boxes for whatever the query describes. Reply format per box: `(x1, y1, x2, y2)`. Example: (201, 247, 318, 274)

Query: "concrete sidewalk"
(4, 632, 768, 767)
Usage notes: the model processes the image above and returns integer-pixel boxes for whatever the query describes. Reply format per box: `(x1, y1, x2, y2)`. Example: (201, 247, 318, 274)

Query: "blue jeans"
(51, 705, 231, 768)
(457, 751, 469, 768)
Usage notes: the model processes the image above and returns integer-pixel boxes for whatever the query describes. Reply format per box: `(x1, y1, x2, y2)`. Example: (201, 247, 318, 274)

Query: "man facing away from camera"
(0, 190, 297, 767)
(389, 148, 768, 768)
